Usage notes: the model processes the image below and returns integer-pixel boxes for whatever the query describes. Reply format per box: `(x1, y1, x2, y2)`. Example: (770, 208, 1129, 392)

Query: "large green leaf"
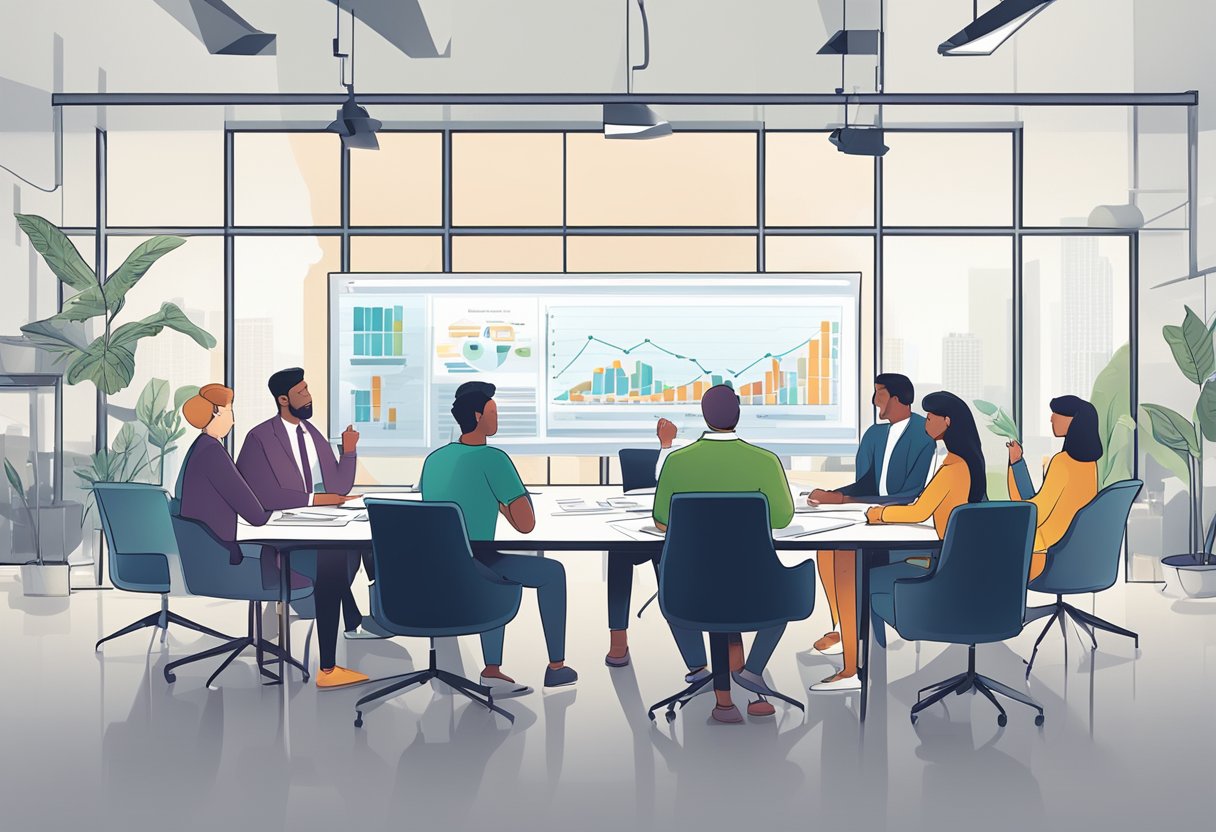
(1162, 306, 1216, 385)
(103, 236, 185, 311)
(110, 302, 217, 352)
(19, 317, 89, 361)
(4, 459, 25, 497)
(14, 214, 96, 292)
(1197, 380, 1216, 442)
(973, 399, 998, 417)
(173, 385, 199, 412)
(65, 338, 137, 395)
(136, 378, 170, 427)
(1141, 403, 1200, 458)
(58, 237, 185, 321)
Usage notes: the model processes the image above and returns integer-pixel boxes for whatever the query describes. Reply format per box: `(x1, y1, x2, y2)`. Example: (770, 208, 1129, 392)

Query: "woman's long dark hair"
(1050, 395, 1104, 463)
(922, 391, 987, 503)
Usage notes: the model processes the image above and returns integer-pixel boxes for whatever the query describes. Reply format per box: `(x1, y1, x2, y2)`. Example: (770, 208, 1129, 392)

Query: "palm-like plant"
(15, 214, 215, 396)
(136, 379, 198, 486)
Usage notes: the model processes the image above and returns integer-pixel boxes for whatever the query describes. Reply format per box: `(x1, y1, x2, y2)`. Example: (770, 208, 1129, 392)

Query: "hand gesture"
(808, 489, 844, 505)
(1007, 440, 1023, 465)
(865, 506, 884, 525)
(656, 418, 679, 449)
(342, 423, 360, 454)
(314, 493, 359, 506)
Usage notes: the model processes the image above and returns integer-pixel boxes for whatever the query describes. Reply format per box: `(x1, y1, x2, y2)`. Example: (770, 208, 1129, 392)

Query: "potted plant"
(14, 214, 216, 586)
(5, 458, 70, 596)
(1142, 306, 1216, 598)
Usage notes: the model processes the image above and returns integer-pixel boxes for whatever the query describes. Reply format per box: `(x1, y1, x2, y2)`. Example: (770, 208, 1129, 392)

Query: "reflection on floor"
(1, 554, 1213, 832)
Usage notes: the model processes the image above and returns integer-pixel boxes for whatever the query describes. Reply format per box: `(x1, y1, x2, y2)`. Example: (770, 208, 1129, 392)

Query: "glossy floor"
(2, 557, 1213, 832)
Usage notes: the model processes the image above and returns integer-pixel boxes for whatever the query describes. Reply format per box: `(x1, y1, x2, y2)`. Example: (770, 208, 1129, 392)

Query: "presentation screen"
(329, 273, 861, 456)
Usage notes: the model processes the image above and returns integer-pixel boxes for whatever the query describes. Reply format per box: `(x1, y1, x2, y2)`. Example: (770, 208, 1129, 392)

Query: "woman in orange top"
(1006, 395, 1102, 581)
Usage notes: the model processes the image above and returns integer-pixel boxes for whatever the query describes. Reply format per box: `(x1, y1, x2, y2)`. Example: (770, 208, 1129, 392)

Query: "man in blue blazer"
(806, 373, 936, 690)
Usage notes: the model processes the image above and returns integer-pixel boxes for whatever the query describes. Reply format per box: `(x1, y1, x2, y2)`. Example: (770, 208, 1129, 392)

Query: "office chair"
(93, 483, 233, 652)
(646, 492, 815, 722)
(871, 502, 1044, 727)
(353, 499, 523, 728)
(619, 448, 660, 493)
(1023, 479, 1143, 678)
(165, 514, 313, 688)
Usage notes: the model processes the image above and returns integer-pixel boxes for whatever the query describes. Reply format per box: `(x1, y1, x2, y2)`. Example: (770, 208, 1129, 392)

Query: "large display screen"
(329, 274, 861, 455)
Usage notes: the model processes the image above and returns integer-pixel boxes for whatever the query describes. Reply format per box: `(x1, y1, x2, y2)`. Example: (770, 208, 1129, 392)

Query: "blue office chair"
(871, 502, 1043, 727)
(619, 448, 660, 493)
(352, 499, 524, 728)
(164, 514, 314, 688)
(646, 492, 816, 722)
(93, 483, 233, 651)
(1023, 479, 1143, 678)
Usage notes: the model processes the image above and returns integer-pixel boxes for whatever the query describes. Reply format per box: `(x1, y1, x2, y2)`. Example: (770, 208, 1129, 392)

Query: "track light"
(325, 4, 380, 150)
(939, 0, 1056, 57)
(829, 126, 888, 157)
(603, 103, 672, 140)
(327, 94, 382, 150)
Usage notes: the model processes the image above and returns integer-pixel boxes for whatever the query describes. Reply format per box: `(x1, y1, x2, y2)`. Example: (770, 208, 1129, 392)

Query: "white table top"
(238, 485, 941, 553)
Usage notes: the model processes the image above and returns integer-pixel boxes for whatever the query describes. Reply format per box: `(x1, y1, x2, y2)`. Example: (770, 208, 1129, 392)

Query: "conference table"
(239, 485, 941, 722)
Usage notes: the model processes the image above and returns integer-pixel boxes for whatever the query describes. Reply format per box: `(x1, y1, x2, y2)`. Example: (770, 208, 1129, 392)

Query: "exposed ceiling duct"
(153, 0, 276, 56)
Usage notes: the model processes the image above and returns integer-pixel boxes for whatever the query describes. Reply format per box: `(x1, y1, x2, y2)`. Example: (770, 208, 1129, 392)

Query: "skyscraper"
(235, 318, 277, 449)
(883, 336, 906, 375)
(1061, 236, 1113, 396)
(942, 332, 983, 403)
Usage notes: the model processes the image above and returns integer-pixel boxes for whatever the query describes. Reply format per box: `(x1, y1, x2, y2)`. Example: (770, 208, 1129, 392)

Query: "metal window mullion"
(443, 129, 452, 273)
(340, 144, 351, 271)
(223, 129, 235, 454)
(757, 127, 765, 273)
(1128, 231, 1141, 582)
(1013, 128, 1024, 437)
(874, 151, 884, 375)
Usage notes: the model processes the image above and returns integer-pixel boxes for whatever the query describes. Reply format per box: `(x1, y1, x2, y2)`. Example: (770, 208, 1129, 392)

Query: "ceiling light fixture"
(939, 0, 1056, 57)
(605, 0, 670, 140)
(326, 5, 381, 150)
(829, 125, 888, 157)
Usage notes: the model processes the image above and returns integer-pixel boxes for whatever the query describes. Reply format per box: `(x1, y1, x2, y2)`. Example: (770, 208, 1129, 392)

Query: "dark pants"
(476, 551, 567, 665)
(708, 628, 787, 691)
(607, 549, 708, 670)
(289, 551, 364, 670)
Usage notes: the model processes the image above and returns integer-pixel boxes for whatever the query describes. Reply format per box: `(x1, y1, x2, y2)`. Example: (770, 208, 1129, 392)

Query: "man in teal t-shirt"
(651, 384, 796, 724)
(420, 381, 578, 694)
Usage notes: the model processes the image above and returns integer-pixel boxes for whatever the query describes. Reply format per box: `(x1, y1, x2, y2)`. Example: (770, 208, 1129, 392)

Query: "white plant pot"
(1161, 554, 1216, 600)
(20, 563, 71, 597)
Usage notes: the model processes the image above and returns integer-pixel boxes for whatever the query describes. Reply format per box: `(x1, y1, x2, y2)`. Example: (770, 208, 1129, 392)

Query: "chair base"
(647, 675, 714, 723)
(1024, 596, 1139, 678)
(163, 602, 309, 688)
(912, 645, 1044, 728)
(94, 596, 235, 652)
(353, 643, 514, 727)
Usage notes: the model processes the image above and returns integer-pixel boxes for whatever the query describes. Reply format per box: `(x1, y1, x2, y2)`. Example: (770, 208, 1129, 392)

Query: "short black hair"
(268, 367, 305, 402)
(451, 381, 496, 434)
(875, 373, 915, 406)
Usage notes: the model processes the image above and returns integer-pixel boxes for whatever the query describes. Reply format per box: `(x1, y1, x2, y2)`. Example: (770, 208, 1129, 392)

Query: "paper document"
(609, 516, 666, 540)
(269, 513, 354, 527)
(773, 517, 857, 538)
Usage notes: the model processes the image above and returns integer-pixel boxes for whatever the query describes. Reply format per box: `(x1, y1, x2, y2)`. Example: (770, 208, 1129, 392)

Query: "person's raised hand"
(656, 418, 679, 449)
(1007, 440, 1023, 465)
(342, 424, 360, 454)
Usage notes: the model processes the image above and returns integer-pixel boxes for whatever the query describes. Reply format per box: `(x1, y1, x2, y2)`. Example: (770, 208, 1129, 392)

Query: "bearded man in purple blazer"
(236, 368, 382, 688)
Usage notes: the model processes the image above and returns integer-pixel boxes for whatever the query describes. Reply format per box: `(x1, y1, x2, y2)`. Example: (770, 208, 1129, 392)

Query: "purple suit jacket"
(179, 434, 272, 546)
(236, 416, 357, 510)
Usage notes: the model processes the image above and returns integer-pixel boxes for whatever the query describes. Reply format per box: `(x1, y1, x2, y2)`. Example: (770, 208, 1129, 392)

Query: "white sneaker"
(809, 674, 861, 693)
(478, 675, 534, 699)
(343, 624, 388, 640)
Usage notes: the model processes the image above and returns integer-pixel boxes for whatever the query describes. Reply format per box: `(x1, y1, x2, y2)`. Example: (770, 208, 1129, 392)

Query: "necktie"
(296, 425, 313, 493)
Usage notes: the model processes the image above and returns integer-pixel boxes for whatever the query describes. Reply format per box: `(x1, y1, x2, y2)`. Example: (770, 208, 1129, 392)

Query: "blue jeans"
(476, 551, 567, 666)
(606, 549, 707, 671)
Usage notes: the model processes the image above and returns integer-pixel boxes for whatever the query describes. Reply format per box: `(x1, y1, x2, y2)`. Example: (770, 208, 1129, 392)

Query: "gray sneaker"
(344, 624, 388, 640)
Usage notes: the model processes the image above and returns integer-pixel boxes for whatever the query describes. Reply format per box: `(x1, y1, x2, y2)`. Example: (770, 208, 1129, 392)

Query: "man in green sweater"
(652, 384, 796, 723)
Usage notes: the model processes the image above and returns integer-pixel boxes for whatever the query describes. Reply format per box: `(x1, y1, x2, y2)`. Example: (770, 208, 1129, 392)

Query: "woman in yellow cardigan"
(1006, 395, 1102, 580)
(811, 392, 985, 691)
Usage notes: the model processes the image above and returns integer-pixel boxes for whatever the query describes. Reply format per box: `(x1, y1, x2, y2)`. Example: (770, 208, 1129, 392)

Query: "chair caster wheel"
(354, 715, 363, 728)
(164, 672, 176, 684)
(997, 714, 1008, 727)
(1034, 714, 1045, 727)
(648, 713, 656, 722)
(910, 715, 918, 726)
(665, 710, 676, 723)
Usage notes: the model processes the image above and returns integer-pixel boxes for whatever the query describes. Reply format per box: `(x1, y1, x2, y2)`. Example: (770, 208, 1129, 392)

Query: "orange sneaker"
(747, 699, 776, 717)
(316, 666, 369, 689)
